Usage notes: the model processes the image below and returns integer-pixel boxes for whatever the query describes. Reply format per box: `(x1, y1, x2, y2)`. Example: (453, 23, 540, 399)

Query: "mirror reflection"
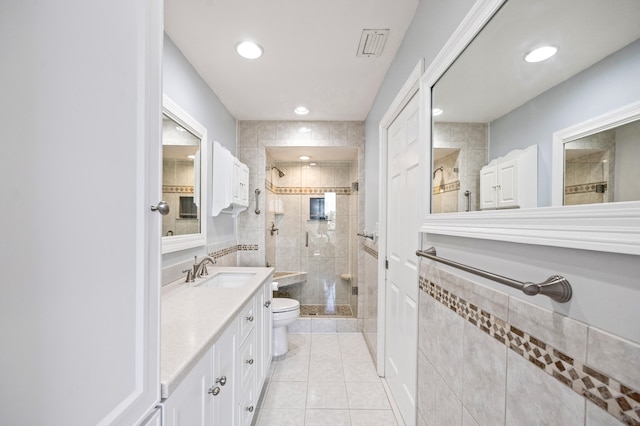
(162, 114, 201, 237)
(431, 0, 640, 214)
(564, 118, 640, 206)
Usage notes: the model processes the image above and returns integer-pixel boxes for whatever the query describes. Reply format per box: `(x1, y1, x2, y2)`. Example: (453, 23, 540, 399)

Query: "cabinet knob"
(208, 386, 220, 396)
(215, 376, 227, 386)
(246, 358, 254, 365)
(246, 406, 254, 412)
(264, 300, 271, 308)
(245, 315, 254, 322)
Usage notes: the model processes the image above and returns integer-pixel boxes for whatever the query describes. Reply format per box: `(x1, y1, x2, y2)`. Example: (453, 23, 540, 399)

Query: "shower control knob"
(215, 376, 227, 386)
(208, 386, 220, 396)
(264, 300, 271, 308)
(245, 315, 254, 322)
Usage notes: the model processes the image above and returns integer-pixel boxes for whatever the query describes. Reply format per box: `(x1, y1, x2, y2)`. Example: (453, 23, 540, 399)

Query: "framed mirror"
(162, 95, 209, 254)
(419, 0, 640, 255)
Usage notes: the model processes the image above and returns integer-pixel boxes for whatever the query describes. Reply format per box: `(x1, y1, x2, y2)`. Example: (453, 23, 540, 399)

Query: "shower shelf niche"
(272, 271, 307, 288)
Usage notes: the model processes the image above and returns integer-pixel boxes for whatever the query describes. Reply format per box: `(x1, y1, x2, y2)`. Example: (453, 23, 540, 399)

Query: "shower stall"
(264, 149, 359, 318)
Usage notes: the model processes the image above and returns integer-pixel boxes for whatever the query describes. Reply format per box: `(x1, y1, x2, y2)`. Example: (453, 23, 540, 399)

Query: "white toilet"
(271, 297, 300, 357)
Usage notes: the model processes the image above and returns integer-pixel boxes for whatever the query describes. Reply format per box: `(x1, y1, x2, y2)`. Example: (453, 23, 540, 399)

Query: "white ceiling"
(164, 0, 419, 121)
(433, 0, 640, 124)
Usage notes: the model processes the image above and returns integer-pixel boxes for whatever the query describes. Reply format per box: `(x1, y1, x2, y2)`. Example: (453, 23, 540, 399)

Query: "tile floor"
(253, 333, 404, 426)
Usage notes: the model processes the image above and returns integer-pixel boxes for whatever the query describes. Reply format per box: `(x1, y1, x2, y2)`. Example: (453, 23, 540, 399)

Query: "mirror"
(430, 0, 640, 214)
(552, 103, 640, 206)
(162, 95, 209, 254)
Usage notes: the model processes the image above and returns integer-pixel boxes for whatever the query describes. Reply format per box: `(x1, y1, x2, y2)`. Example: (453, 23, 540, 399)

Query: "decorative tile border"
(163, 185, 194, 193)
(419, 276, 640, 426)
(363, 245, 378, 259)
(565, 181, 608, 194)
(432, 180, 461, 195)
(266, 180, 352, 195)
(207, 244, 259, 259)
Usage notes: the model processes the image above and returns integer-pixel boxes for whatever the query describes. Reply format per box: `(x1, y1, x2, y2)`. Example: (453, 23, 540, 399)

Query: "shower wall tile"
(508, 297, 588, 362)
(462, 321, 506, 426)
(586, 402, 625, 426)
(462, 408, 479, 426)
(505, 350, 585, 426)
(434, 301, 464, 399)
(587, 326, 640, 391)
(417, 351, 436, 425)
(435, 373, 463, 426)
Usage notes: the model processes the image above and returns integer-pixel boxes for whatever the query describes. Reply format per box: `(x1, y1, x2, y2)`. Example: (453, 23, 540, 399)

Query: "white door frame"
(376, 59, 425, 375)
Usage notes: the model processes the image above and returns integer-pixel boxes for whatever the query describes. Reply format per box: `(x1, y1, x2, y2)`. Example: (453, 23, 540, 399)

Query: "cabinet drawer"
(237, 386, 256, 426)
(239, 328, 256, 390)
(238, 299, 256, 344)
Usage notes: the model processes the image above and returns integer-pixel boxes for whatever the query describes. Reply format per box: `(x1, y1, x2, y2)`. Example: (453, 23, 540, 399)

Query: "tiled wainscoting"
(362, 241, 379, 363)
(418, 262, 640, 426)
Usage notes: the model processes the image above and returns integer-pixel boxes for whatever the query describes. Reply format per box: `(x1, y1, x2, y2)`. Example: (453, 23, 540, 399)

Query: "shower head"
(271, 166, 286, 178)
(433, 166, 444, 178)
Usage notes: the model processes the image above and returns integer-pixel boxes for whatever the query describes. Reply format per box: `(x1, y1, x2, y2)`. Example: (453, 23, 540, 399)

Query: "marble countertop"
(160, 266, 274, 399)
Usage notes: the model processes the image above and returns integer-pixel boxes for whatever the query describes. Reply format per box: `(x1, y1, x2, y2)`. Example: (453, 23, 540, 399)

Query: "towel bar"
(416, 247, 572, 303)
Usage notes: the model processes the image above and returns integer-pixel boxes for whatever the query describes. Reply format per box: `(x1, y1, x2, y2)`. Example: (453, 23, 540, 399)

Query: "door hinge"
(385, 259, 389, 269)
(351, 287, 358, 295)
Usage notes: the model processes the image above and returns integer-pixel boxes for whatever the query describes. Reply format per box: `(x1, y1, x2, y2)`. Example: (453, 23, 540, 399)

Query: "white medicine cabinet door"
(480, 165, 498, 209)
(497, 159, 519, 208)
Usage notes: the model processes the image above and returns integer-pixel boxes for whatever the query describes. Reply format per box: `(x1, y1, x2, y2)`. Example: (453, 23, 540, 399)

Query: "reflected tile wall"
(362, 241, 378, 361)
(417, 262, 639, 426)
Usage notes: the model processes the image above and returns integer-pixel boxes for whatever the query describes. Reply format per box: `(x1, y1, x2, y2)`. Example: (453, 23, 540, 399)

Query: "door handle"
(150, 201, 170, 215)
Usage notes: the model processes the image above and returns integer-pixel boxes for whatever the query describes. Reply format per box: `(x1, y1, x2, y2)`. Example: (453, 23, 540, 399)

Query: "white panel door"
(385, 93, 420, 426)
(0, 1, 162, 424)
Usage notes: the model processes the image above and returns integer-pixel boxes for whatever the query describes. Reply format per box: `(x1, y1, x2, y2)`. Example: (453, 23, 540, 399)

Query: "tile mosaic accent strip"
(163, 185, 194, 193)
(265, 180, 352, 195)
(207, 244, 259, 259)
(565, 181, 608, 194)
(419, 276, 640, 426)
(363, 245, 378, 259)
(207, 245, 238, 260)
(432, 180, 461, 195)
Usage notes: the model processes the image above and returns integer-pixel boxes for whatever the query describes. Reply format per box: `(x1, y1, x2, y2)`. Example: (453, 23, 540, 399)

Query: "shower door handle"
(305, 231, 309, 247)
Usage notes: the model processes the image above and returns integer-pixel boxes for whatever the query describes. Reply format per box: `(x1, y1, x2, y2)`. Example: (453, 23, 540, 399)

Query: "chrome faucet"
(270, 222, 279, 236)
(182, 256, 217, 282)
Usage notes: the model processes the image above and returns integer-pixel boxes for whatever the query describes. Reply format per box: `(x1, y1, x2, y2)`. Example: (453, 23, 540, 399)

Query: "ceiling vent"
(356, 29, 389, 57)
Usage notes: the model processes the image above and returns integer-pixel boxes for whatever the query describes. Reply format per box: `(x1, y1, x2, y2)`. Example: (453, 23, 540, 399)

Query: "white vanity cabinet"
(162, 275, 273, 426)
(480, 145, 537, 210)
(164, 347, 214, 426)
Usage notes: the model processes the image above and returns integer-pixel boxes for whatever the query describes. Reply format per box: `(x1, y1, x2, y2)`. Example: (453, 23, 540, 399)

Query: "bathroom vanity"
(160, 267, 273, 425)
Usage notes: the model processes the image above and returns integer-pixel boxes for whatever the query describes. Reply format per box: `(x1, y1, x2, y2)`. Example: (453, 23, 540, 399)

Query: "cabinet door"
(258, 281, 273, 386)
(2, 1, 162, 424)
(164, 347, 213, 426)
(497, 159, 519, 208)
(480, 165, 498, 209)
(213, 323, 237, 426)
(240, 163, 250, 205)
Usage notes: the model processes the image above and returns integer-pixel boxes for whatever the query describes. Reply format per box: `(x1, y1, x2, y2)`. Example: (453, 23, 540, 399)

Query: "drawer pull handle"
(264, 300, 271, 307)
(246, 406, 254, 412)
(215, 376, 227, 386)
(208, 386, 220, 396)
(246, 358, 254, 365)
(245, 315, 254, 322)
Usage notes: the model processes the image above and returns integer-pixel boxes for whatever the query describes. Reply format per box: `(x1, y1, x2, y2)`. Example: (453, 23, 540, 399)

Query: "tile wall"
(161, 158, 198, 236)
(237, 121, 366, 328)
(362, 240, 379, 362)
(417, 262, 640, 426)
(432, 122, 488, 213)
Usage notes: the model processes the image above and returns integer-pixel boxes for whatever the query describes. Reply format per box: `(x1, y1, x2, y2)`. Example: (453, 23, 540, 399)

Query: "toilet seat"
(272, 298, 299, 313)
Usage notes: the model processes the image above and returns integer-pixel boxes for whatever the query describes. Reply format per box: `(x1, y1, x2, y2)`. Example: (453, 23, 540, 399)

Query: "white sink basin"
(196, 272, 256, 289)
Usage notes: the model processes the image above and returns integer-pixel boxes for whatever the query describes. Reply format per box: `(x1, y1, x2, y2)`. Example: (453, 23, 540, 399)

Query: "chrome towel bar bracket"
(416, 247, 572, 303)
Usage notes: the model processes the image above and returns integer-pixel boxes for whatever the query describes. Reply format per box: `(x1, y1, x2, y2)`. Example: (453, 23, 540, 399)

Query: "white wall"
(163, 34, 238, 266)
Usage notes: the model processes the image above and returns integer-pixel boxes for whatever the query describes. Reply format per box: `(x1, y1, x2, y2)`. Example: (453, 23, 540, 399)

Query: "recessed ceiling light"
(294, 106, 309, 115)
(309, 163, 316, 166)
(187, 155, 195, 160)
(432, 108, 443, 116)
(236, 41, 263, 59)
(299, 126, 311, 133)
(299, 155, 311, 160)
(524, 46, 557, 63)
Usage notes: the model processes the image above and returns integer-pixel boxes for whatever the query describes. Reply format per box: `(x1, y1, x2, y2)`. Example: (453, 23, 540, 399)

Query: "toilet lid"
(272, 298, 300, 313)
